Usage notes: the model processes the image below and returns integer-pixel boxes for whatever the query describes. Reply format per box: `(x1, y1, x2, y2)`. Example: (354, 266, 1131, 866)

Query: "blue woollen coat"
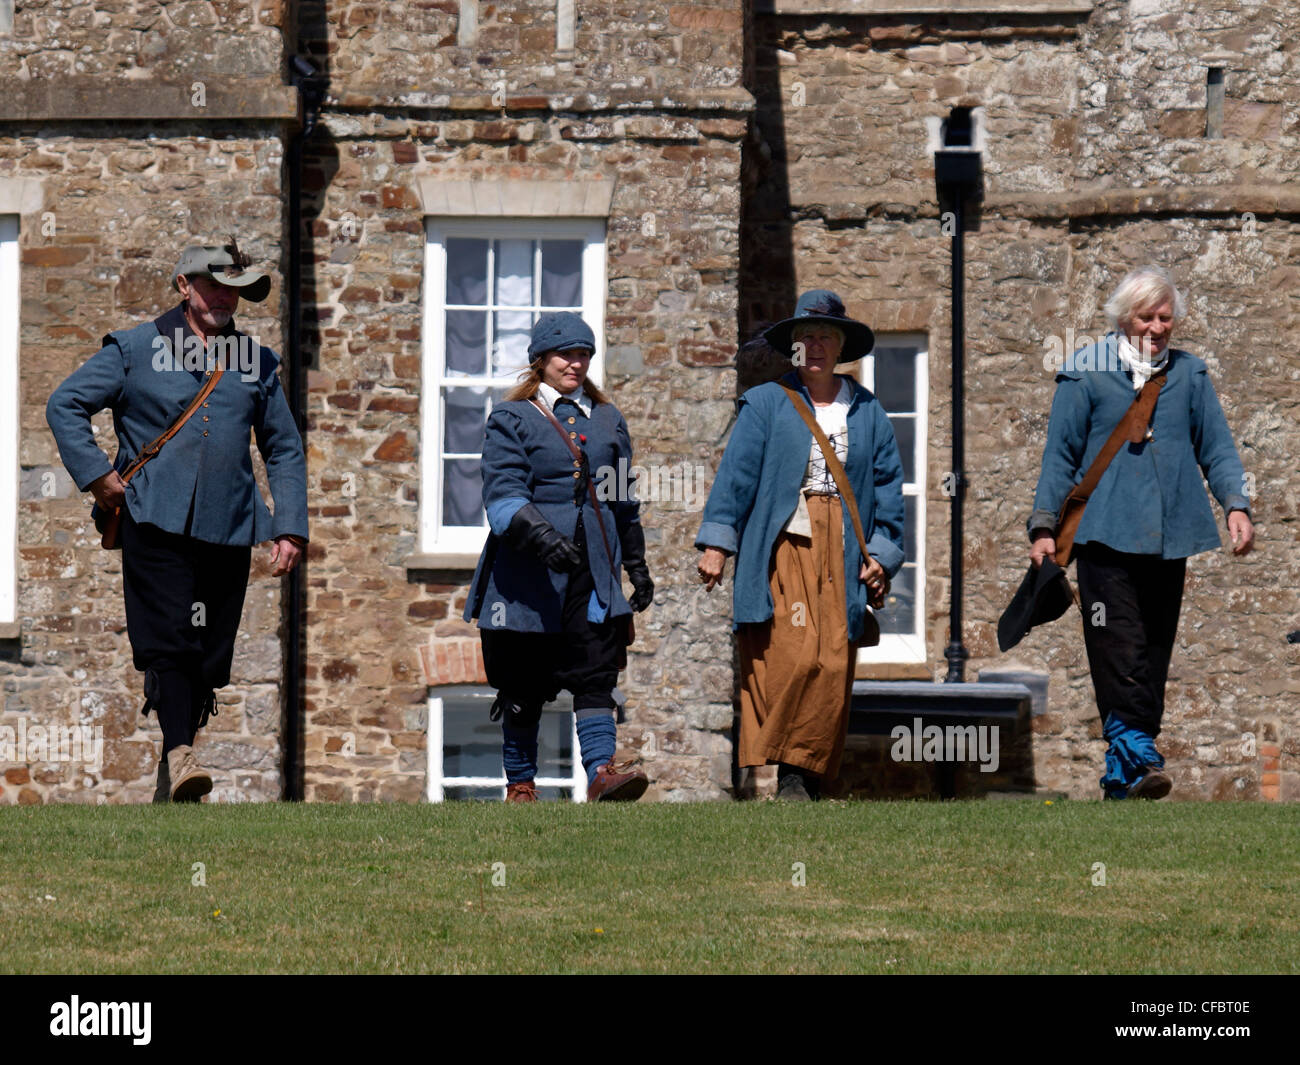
(463, 396, 638, 633)
(1028, 335, 1250, 559)
(45, 308, 308, 547)
(695, 371, 906, 644)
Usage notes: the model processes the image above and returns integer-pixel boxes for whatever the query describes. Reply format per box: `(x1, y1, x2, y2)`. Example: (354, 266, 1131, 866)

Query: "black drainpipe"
(283, 55, 323, 799)
(934, 107, 982, 684)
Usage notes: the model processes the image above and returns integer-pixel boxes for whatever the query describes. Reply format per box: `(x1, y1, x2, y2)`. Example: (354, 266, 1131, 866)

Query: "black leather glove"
(619, 521, 655, 612)
(503, 503, 583, 573)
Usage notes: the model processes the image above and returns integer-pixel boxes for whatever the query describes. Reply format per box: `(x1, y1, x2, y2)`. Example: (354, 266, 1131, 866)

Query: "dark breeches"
(121, 507, 251, 753)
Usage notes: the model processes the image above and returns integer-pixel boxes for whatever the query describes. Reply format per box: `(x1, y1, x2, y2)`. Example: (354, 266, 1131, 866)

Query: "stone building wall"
(296, 1, 749, 801)
(0, 0, 296, 804)
(746, 0, 1299, 799)
(0, 0, 287, 80)
(3, 0, 1296, 805)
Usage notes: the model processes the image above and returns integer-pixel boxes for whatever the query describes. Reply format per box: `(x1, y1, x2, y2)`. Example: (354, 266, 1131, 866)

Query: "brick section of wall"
(297, 111, 746, 802)
(296, 1, 748, 803)
(1, 129, 289, 804)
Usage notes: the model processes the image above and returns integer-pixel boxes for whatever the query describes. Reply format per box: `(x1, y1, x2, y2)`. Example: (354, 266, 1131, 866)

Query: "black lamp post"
(934, 108, 982, 683)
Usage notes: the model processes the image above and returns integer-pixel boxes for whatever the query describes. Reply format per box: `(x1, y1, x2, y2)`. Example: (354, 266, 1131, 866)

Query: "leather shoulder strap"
(779, 384, 872, 563)
(530, 397, 618, 573)
(1067, 370, 1166, 504)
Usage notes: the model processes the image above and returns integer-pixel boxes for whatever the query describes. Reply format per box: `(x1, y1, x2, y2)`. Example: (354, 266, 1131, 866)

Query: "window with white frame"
(420, 219, 607, 560)
(426, 687, 587, 802)
(857, 334, 928, 664)
(0, 214, 18, 625)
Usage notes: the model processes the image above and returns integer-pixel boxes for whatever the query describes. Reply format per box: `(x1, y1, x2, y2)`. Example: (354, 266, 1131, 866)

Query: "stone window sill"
(405, 552, 480, 573)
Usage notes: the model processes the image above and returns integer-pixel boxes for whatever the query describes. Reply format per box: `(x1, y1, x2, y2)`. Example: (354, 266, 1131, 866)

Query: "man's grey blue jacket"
(1029, 334, 1250, 559)
(45, 305, 308, 546)
(695, 370, 906, 644)
(463, 397, 639, 632)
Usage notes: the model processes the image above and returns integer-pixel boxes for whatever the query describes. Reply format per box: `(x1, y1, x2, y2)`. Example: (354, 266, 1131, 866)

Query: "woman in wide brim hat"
(695, 290, 905, 800)
(762, 289, 876, 365)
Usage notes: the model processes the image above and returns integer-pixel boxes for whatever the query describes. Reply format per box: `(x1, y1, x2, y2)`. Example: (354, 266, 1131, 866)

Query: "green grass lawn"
(0, 800, 1295, 974)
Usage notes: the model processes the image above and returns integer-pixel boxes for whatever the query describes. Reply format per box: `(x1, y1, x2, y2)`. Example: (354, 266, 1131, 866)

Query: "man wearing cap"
(46, 241, 308, 802)
(463, 311, 653, 802)
(696, 290, 905, 800)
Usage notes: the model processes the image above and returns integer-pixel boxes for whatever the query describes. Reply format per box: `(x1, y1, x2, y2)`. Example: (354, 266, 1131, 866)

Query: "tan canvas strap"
(779, 384, 871, 565)
(1071, 371, 1166, 502)
(121, 366, 225, 484)
(530, 397, 618, 574)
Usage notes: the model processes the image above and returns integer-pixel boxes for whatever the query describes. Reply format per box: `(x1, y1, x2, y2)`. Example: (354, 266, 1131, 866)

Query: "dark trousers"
(481, 517, 623, 714)
(121, 507, 251, 753)
(1075, 542, 1186, 737)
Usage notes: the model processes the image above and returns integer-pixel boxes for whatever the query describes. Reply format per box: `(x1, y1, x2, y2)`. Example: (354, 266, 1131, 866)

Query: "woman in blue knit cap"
(463, 312, 654, 802)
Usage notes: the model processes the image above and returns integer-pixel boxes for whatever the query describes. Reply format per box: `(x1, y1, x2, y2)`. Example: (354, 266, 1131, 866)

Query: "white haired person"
(1028, 266, 1254, 799)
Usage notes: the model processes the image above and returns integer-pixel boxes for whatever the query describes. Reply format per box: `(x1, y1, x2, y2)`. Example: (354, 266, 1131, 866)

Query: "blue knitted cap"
(527, 311, 596, 362)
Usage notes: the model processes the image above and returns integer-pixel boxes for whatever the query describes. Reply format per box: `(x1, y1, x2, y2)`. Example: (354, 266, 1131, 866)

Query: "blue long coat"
(695, 371, 906, 644)
(45, 308, 308, 547)
(1029, 335, 1250, 559)
(463, 396, 639, 633)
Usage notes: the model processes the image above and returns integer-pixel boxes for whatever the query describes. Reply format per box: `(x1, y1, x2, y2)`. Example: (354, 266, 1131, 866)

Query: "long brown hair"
(504, 359, 611, 405)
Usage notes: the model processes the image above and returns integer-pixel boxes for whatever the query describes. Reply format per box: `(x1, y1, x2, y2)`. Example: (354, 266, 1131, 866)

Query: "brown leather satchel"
(1052, 371, 1165, 567)
(96, 367, 225, 549)
(780, 384, 882, 648)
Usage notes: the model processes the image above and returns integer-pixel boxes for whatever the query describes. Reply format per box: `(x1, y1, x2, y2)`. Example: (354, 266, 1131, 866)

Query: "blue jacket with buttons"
(45, 307, 309, 547)
(463, 395, 638, 633)
(695, 371, 906, 644)
(1029, 334, 1250, 559)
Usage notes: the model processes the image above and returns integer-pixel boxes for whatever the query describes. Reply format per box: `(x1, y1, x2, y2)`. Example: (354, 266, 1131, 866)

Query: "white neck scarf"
(537, 381, 592, 418)
(1116, 335, 1168, 391)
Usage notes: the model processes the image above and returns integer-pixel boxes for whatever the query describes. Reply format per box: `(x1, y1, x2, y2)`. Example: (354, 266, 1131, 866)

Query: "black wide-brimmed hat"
(997, 558, 1075, 653)
(763, 289, 875, 365)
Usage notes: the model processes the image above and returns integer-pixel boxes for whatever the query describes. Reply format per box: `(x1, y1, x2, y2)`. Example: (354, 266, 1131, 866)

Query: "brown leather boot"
(167, 744, 213, 802)
(587, 760, 648, 802)
(506, 780, 538, 803)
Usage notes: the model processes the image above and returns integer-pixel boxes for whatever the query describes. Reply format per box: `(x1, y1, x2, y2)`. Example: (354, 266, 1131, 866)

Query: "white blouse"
(784, 379, 851, 538)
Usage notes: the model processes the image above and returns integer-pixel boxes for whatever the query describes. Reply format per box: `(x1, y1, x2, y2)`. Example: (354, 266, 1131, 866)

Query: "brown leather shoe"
(167, 744, 213, 803)
(506, 780, 538, 803)
(587, 760, 648, 802)
(1129, 767, 1172, 800)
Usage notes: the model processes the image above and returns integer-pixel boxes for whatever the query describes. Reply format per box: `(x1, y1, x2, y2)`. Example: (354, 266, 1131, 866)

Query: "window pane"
(537, 711, 575, 779)
(541, 240, 583, 307)
(495, 238, 533, 307)
(443, 458, 483, 527)
(873, 348, 915, 412)
(904, 494, 918, 562)
(493, 310, 532, 377)
(442, 706, 499, 777)
(444, 386, 488, 454)
(879, 565, 915, 635)
(446, 310, 487, 375)
(889, 415, 915, 483)
(447, 238, 488, 305)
